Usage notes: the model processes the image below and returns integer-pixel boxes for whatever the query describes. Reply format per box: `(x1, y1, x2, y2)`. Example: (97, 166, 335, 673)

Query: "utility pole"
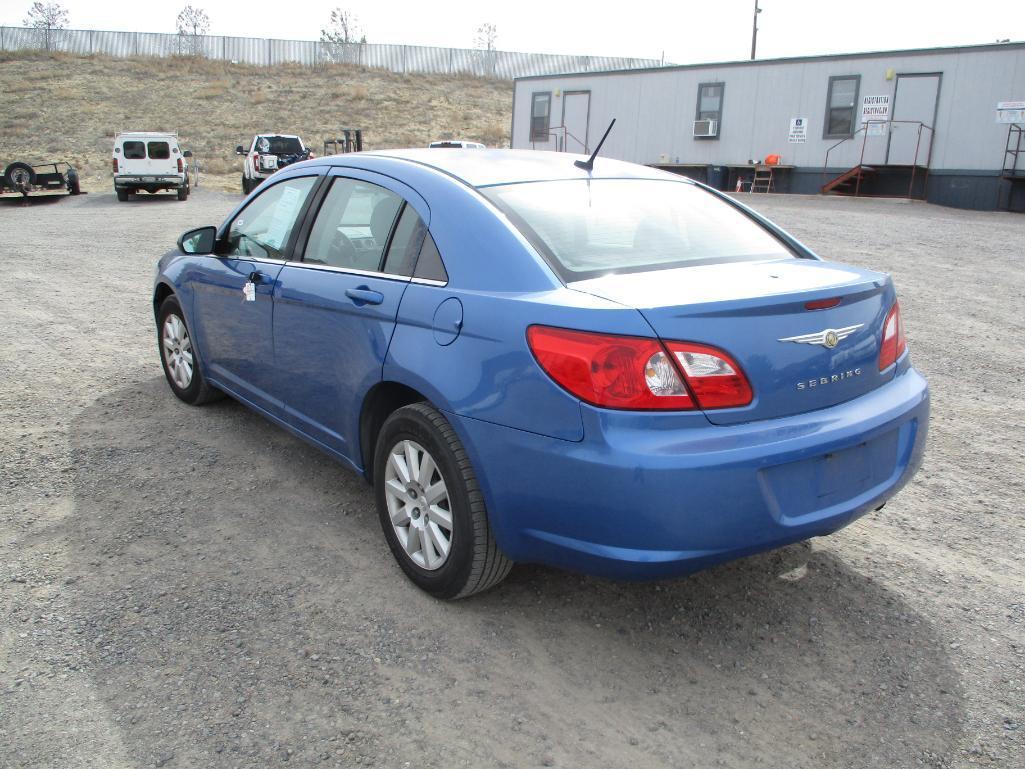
(751, 0, 762, 60)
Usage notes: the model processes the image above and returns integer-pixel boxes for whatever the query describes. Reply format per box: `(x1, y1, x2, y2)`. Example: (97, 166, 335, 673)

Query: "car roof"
(354, 149, 680, 188)
(256, 133, 302, 138)
(116, 132, 178, 139)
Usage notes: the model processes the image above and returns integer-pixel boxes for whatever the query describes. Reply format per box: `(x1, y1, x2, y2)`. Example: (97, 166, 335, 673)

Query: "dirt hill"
(0, 50, 512, 193)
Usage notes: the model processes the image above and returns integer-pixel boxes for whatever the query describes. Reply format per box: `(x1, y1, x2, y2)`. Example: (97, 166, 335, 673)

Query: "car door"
(272, 169, 430, 461)
(189, 173, 321, 414)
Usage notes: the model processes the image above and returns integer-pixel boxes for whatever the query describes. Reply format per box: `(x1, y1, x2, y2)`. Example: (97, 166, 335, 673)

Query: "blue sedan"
(154, 149, 929, 598)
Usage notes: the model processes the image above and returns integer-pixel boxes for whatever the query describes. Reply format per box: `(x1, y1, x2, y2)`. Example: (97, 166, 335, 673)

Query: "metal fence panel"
(0, 25, 660, 78)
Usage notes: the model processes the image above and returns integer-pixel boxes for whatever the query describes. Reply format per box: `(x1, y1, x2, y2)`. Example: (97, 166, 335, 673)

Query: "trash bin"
(707, 165, 728, 190)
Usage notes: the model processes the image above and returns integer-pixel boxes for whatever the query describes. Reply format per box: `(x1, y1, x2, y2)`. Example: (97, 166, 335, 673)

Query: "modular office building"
(511, 42, 1025, 211)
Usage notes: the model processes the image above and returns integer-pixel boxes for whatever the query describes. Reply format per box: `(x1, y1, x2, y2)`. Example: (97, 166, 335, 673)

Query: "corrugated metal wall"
(0, 26, 660, 78)
(512, 45, 1025, 172)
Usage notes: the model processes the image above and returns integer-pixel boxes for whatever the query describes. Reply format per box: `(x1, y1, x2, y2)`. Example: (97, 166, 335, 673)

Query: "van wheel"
(116, 188, 129, 202)
(374, 403, 512, 599)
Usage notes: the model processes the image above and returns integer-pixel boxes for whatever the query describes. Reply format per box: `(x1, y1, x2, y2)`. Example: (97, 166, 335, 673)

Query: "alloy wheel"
(162, 313, 194, 390)
(383, 440, 454, 570)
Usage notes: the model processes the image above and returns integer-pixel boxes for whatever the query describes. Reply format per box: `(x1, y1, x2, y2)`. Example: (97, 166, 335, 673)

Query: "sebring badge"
(778, 324, 863, 349)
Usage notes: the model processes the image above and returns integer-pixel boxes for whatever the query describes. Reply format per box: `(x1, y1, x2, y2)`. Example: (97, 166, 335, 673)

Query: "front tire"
(374, 403, 512, 599)
(157, 295, 221, 406)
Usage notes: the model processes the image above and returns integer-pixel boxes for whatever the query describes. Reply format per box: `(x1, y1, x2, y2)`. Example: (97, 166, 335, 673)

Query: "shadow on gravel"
(62, 377, 964, 769)
(0, 194, 69, 207)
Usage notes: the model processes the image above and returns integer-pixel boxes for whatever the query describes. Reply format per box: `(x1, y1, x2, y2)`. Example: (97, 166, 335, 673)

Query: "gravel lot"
(1, 189, 1023, 769)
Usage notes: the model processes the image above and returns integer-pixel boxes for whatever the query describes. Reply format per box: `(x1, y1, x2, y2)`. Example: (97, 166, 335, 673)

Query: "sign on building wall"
(861, 95, 891, 123)
(788, 117, 808, 143)
(996, 101, 1025, 123)
(866, 121, 889, 137)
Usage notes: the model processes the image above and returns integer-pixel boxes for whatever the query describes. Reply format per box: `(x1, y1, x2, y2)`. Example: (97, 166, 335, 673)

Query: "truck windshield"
(481, 179, 794, 281)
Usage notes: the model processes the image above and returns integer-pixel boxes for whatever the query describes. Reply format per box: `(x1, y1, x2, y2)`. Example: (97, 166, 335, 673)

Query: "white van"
(112, 131, 190, 201)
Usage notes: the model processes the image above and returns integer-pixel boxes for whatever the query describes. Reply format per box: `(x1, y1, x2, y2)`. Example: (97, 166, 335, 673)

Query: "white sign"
(788, 117, 808, 143)
(997, 102, 1025, 124)
(861, 94, 891, 123)
(867, 121, 889, 137)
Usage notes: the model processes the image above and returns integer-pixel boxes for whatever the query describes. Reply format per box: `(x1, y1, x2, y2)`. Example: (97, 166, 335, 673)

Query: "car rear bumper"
(115, 175, 184, 187)
(448, 365, 929, 579)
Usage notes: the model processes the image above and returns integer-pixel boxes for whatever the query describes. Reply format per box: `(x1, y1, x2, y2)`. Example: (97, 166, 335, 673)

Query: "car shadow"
(59, 376, 964, 769)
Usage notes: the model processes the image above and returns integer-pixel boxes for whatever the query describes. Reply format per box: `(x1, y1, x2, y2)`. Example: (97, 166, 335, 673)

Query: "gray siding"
(512, 45, 1025, 174)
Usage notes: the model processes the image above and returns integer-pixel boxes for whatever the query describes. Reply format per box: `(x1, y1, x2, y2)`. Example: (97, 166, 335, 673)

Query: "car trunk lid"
(570, 258, 895, 425)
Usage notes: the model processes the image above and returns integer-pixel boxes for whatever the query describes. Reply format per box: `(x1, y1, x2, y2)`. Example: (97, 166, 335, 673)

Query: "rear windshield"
(122, 141, 145, 159)
(147, 141, 170, 159)
(482, 179, 794, 281)
(258, 136, 303, 155)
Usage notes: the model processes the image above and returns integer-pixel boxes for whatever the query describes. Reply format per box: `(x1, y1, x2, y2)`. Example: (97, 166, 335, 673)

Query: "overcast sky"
(4, 0, 1024, 64)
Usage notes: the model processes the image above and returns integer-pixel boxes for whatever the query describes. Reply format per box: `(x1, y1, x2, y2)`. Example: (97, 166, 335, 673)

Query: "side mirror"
(235, 145, 245, 155)
(178, 226, 218, 255)
(183, 150, 193, 158)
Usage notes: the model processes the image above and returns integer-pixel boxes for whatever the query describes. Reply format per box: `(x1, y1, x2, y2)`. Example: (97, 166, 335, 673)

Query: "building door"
(562, 91, 590, 154)
(886, 74, 941, 166)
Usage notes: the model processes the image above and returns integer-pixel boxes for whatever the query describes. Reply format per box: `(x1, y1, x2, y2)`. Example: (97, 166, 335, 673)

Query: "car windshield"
(259, 136, 303, 155)
(482, 179, 795, 281)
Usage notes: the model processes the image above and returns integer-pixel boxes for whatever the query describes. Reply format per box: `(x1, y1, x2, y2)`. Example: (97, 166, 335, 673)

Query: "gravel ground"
(1, 189, 1022, 769)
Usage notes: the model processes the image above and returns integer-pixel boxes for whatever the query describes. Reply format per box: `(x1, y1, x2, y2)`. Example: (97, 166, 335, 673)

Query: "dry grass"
(0, 51, 512, 192)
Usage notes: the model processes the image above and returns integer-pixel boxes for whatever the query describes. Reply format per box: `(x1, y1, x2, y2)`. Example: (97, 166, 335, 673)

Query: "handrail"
(822, 120, 935, 199)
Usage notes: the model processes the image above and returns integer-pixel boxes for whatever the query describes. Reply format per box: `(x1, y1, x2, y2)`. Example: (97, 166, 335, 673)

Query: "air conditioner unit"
(693, 119, 718, 137)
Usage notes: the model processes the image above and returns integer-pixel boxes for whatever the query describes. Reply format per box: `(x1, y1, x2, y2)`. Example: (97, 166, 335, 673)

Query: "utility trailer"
(1, 160, 81, 197)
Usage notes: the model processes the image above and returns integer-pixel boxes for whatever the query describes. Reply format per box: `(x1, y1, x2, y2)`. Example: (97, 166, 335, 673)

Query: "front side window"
(304, 178, 403, 272)
(147, 141, 170, 159)
(482, 179, 793, 282)
(824, 75, 860, 138)
(530, 92, 551, 142)
(695, 83, 724, 138)
(122, 141, 145, 159)
(224, 176, 317, 260)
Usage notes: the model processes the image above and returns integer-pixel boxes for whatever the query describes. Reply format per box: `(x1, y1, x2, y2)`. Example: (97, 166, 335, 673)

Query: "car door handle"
(345, 287, 385, 306)
(248, 270, 269, 284)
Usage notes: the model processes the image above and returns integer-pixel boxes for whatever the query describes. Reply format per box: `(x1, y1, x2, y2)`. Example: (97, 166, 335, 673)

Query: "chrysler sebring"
(153, 149, 929, 598)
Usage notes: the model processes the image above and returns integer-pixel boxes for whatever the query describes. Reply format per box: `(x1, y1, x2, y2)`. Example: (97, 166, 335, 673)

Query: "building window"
(694, 83, 724, 139)
(531, 92, 551, 142)
(824, 75, 861, 138)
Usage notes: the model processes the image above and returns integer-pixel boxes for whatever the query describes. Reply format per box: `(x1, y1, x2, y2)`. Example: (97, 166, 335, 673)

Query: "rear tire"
(157, 295, 222, 406)
(116, 188, 129, 202)
(374, 403, 512, 599)
(177, 185, 188, 201)
(241, 175, 250, 194)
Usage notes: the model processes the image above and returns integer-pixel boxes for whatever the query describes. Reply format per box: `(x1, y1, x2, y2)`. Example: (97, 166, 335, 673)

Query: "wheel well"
(360, 382, 427, 484)
(153, 283, 174, 318)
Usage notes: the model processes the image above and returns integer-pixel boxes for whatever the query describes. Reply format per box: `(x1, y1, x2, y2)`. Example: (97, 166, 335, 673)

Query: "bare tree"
(320, 8, 366, 64)
(473, 23, 499, 78)
(176, 5, 210, 57)
(23, 2, 69, 51)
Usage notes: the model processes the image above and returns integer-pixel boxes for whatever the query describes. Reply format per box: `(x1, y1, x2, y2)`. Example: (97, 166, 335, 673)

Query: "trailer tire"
(4, 161, 36, 190)
(66, 168, 81, 195)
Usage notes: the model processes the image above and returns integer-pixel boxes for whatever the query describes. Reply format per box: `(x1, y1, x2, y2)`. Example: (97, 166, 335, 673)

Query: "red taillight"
(112, 158, 118, 173)
(177, 157, 183, 173)
(526, 326, 753, 411)
(663, 341, 754, 409)
(878, 302, 907, 370)
(805, 297, 842, 311)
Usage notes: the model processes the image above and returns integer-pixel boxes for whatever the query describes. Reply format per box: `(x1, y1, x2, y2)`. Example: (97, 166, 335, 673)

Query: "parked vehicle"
(428, 140, 485, 149)
(112, 132, 191, 201)
(237, 134, 312, 194)
(154, 149, 929, 599)
(1, 160, 80, 197)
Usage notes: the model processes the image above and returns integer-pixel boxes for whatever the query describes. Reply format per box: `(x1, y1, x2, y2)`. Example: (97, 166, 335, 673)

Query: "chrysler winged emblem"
(778, 324, 863, 349)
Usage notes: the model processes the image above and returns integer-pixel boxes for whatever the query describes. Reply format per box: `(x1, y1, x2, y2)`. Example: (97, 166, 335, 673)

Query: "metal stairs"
(821, 165, 877, 196)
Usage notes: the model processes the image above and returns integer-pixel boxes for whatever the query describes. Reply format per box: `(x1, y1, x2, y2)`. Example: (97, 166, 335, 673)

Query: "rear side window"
(413, 234, 448, 283)
(304, 178, 402, 272)
(224, 176, 317, 260)
(122, 141, 145, 159)
(147, 142, 170, 159)
(381, 205, 428, 277)
(483, 179, 793, 281)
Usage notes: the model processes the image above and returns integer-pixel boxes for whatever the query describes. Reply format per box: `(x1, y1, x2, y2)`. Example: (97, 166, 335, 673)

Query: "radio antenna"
(574, 119, 616, 171)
